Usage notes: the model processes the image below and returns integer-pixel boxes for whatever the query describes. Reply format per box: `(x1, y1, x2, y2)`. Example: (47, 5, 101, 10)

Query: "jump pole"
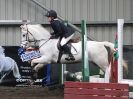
(59, 64, 66, 85)
(81, 20, 89, 82)
(118, 19, 124, 83)
(81, 20, 103, 82)
(117, 19, 133, 86)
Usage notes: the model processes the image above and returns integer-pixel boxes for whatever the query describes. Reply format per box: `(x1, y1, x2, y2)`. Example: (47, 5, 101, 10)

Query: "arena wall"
(0, 0, 132, 46)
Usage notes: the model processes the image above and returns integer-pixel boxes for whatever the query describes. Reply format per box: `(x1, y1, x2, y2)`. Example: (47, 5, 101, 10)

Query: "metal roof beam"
(0, 20, 30, 25)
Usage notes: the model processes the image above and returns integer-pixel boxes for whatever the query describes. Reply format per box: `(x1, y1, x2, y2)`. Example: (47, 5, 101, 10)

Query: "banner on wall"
(0, 46, 46, 86)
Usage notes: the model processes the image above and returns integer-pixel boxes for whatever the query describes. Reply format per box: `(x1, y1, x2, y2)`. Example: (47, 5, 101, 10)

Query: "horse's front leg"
(30, 63, 44, 81)
(33, 63, 44, 73)
(30, 56, 50, 82)
(31, 56, 50, 67)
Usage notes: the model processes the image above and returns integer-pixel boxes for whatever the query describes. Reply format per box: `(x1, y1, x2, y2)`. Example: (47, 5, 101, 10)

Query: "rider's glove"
(50, 35, 55, 39)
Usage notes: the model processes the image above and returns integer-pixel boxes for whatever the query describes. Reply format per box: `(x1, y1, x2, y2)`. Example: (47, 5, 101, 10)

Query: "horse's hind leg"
(104, 66, 110, 83)
(94, 59, 110, 83)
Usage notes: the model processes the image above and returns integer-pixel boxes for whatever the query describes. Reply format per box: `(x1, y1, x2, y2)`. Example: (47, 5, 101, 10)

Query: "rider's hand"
(50, 35, 55, 39)
(50, 32, 55, 35)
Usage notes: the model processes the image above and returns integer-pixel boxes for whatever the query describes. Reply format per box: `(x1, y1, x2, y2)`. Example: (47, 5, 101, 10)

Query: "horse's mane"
(29, 24, 51, 37)
(36, 24, 50, 34)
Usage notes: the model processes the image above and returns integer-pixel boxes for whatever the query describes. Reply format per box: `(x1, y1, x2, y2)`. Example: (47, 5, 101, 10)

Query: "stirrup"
(65, 55, 75, 61)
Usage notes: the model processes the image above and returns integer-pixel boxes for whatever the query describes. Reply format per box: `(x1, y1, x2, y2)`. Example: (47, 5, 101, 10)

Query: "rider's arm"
(51, 20, 62, 38)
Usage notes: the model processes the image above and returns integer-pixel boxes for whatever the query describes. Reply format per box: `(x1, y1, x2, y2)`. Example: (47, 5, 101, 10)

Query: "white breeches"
(60, 34, 74, 46)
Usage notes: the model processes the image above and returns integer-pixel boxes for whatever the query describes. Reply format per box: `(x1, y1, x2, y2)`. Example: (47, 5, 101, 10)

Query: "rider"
(45, 10, 75, 61)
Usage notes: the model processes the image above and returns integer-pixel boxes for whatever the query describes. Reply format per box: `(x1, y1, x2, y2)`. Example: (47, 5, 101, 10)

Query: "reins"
(38, 38, 51, 48)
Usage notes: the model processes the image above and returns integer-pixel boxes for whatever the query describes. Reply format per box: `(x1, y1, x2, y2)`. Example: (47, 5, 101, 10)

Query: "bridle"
(21, 24, 50, 48)
(21, 24, 37, 44)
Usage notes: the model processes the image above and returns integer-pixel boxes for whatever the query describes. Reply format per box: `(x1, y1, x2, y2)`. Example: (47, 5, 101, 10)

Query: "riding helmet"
(45, 10, 57, 18)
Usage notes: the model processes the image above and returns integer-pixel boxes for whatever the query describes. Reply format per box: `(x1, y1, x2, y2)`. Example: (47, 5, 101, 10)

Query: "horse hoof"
(71, 58, 75, 61)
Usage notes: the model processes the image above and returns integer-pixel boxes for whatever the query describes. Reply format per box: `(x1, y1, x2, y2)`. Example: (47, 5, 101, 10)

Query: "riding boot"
(62, 44, 75, 61)
(68, 53, 75, 61)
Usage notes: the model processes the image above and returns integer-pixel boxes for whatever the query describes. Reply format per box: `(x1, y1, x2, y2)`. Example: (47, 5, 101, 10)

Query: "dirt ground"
(0, 86, 64, 99)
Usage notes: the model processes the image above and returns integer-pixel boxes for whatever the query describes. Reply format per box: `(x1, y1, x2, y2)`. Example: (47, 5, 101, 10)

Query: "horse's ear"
(20, 24, 27, 29)
(20, 25, 23, 29)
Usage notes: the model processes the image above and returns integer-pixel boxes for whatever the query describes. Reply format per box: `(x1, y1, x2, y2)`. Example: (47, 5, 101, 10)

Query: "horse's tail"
(103, 41, 128, 74)
(12, 61, 21, 79)
(123, 59, 128, 75)
(103, 41, 115, 53)
(103, 41, 115, 65)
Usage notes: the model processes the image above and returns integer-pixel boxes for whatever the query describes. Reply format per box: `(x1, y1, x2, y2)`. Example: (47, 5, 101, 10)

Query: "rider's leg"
(62, 44, 75, 61)
(60, 34, 74, 46)
(60, 34, 75, 60)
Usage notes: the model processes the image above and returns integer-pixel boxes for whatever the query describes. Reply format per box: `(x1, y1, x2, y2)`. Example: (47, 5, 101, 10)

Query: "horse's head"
(20, 24, 51, 49)
(20, 24, 31, 48)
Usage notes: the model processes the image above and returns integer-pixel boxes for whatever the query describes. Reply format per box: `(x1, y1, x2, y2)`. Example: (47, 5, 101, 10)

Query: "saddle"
(57, 39, 76, 63)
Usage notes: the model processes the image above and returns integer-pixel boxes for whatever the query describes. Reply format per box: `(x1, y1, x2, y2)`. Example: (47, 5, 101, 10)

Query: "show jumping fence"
(64, 81, 129, 99)
(117, 19, 133, 86)
(64, 19, 130, 99)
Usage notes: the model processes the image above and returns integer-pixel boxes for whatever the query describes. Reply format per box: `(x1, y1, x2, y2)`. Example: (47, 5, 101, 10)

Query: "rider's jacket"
(50, 18, 75, 39)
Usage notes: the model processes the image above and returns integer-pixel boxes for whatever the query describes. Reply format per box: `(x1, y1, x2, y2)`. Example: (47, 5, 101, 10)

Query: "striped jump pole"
(117, 19, 124, 83)
(111, 19, 124, 83)
(112, 19, 133, 87)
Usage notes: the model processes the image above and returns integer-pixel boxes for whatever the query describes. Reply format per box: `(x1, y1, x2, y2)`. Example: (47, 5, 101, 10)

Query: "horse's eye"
(23, 34, 26, 37)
